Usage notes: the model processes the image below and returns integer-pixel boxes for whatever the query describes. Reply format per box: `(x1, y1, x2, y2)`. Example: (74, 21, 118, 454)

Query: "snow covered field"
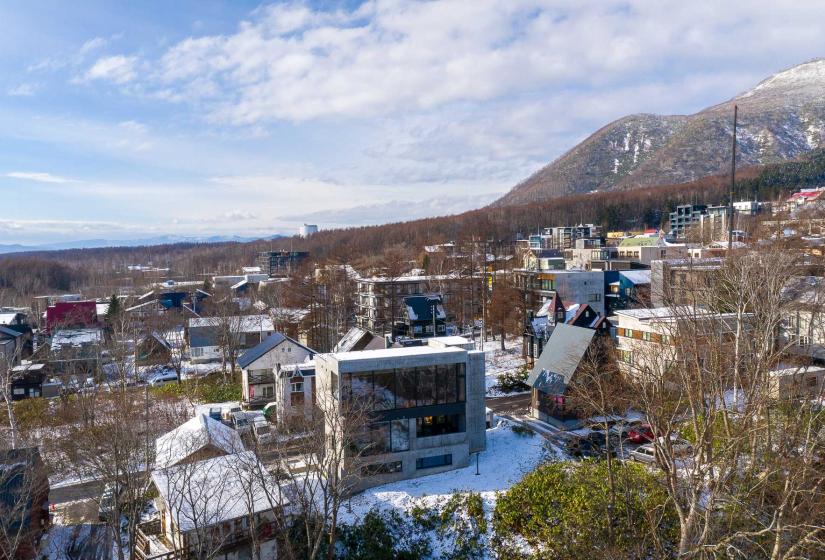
(340, 418, 549, 526)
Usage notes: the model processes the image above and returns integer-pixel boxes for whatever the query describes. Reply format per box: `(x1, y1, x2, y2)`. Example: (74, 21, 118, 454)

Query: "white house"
(188, 315, 275, 364)
(238, 333, 314, 409)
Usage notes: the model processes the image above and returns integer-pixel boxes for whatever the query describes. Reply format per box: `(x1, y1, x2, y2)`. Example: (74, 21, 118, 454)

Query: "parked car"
(148, 372, 178, 386)
(626, 424, 655, 444)
(98, 482, 123, 521)
(222, 405, 242, 422)
(565, 433, 617, 458)
(252, 417, 275, 445)
(231, 411, 251, 435)
(629, 443, 658, 464)
(208, 407, 223, 422)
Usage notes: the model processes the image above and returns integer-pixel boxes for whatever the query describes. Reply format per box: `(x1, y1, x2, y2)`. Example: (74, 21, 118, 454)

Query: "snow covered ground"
(481, 337, 528, 396)
(340, 418, 549, 526)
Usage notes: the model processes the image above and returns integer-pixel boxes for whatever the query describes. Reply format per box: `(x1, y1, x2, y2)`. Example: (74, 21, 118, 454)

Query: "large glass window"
(395, 368, 417, 408)
(391, 420, 410, 451)
(373, 370, 395, 410)
(361, 461, 402, 477)
(416, 453, 452, 470)
(417, 366, 437, 407)
(350, 373, 374, 408)
(416, 414, 465, 438)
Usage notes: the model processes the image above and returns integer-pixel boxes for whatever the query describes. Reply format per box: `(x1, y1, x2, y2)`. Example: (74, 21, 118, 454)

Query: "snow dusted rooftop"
(155, 414, 244, 469)
(188, 315, 274, 333)
(151, 450, 285, 532)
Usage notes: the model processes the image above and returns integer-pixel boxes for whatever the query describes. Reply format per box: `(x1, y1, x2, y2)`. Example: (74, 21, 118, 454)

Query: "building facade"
(315, 343, 486, 492)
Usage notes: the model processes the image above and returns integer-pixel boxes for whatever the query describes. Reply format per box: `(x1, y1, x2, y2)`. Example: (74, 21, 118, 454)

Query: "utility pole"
(728, 104, 738, 251)
(431, 300, 437, 338)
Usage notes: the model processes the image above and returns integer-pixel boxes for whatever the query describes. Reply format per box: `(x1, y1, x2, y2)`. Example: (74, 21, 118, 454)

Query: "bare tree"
(0, 447, 49, 560)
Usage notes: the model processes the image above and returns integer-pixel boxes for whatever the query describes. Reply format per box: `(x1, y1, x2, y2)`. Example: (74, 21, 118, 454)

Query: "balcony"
(136, 518, 278, 560)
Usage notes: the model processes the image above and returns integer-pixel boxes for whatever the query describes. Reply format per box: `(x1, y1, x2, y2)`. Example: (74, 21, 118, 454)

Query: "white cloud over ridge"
(6, 171, 78, 184)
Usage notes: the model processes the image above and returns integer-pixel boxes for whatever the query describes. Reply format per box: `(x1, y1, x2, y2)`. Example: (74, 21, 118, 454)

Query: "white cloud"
(7, 83, 37, 97)
(5, 171, 78, 184)
(78, 37, 108, 57)
(83, 55, 139, 84)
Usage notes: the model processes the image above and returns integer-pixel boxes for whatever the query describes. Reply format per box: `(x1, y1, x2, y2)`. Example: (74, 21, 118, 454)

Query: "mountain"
(495, 59, 825, 206)
(0, 234, 283, 255)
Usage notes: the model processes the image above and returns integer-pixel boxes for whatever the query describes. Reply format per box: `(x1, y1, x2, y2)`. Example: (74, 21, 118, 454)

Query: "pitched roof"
(237, 332, 313, 369)
(619, 270, 651, 286)
(151, 450, 285, 532)
(154, 414, 244, 469)
(333, 327, 381, 353)
(526, 323, 595, 394)
(403, 294, 446, 322)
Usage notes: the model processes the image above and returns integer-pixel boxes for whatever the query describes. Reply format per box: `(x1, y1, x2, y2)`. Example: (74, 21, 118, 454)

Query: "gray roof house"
(238, 333, 315, 409)
(527, 323, 596, 428)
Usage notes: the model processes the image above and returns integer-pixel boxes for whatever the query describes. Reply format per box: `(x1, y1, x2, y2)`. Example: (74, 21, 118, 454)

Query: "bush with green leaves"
(337, 508, 430, 560)
(492, 460, 678, 559)
(496, 365, 530, 393)
(410, 492, 487, 560)
(149, 374, 241, 403)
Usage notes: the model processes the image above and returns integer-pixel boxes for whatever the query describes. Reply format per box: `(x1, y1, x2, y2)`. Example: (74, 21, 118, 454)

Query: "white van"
(252, 417, 275, 445)
(148, 372, 179, 386)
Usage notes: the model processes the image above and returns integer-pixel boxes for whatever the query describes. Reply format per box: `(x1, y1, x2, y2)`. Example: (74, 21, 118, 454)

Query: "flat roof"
(327, 345, 465, 362)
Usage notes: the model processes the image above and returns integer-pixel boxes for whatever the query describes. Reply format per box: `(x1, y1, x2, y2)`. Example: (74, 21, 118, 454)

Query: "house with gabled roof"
(155, 414, 245, 469)
(333, 327, 385, 353)
(527, 323, 597, 428)
(238, 333, 314, 409)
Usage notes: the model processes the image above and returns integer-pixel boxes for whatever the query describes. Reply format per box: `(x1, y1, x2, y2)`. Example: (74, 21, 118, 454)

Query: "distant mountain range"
(0, 234, 282, 255)
(495, 59, 825, 206)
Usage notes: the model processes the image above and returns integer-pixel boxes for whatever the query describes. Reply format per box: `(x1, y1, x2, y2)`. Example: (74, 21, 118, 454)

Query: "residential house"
(146, 451, 286, 560)
(238, 332, 314, 409)
(615, 236, 688, 265)
(155, 414, 245, 469)
(127, 284, 210, 317)
(48, 328, 103, 375)
(527, 323, 598, 428)
(0, 447, 50, 560)
(399, 294, 447, 339)
(333, 327, 385, 353)
(779, 276, 825, 361)
(768, 365, 825, 401)
(0, 311, 32, 357)
(188, 315, 275, 364)
(44, 300, 98, 333)
(274, 361, 317, 423)
(136, 332, 173, 366)
(607, 270, 652, 310)
(315, 341, 486, 492)
(9, 363, 51, 400)
(0, 326, 24, 370)
(649, 258, 723, 307)
(525, 293, 610, 363)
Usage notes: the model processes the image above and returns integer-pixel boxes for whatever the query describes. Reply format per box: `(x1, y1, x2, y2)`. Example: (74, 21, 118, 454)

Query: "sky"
(2, 0, 825, 245)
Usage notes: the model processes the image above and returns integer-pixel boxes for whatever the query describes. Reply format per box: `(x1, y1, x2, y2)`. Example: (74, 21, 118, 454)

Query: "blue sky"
(1, 0, 825, 244)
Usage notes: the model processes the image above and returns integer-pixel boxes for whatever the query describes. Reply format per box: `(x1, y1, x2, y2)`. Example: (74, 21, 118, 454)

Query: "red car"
(626, 424, 655, 443)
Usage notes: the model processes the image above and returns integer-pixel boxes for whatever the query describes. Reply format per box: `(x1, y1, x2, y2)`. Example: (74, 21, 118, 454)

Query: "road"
(486, 392, 530, 415)
(50, 478, 105, 504)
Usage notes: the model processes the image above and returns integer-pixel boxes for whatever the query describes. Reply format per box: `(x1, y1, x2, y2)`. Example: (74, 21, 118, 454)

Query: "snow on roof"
(327, 345, 465, 364)
(151, 450, 285, 532)
(155, 414, 244, 469)
(527, 323, 595, 393)
(0, 312, 22, 325)
(769, 365, 825, 377)
(50, 328, 102, 348)
(333, 327, 378, 353)
(188, 315, 275, 333)
(619, 270, 651, 285)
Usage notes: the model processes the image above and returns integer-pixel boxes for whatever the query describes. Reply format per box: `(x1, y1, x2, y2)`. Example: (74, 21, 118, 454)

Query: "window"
(437, 324, 446, 333)
(413, 325, 423, 333)
(290, 392, 305, 406)
(417, 366, 437, 406)
(390, 420, 410, 451)
(416, 453, 452, 470)
(807, 376, 819, 388)
(13, 388, 24, 396)
(30, 389, 41, 397)
(262, 386, 274, 398)
(291, 380, 304, 393)
(642, 331, 652, 342)
(361, 461, 402, 476)
(416, 414, 465, 437)
(588, 293, 601, 303)
(619, 350, 633, 365)
(395, 368, 417, 408)
(191, 347, 203, 357)
(373, 370, 395, 410)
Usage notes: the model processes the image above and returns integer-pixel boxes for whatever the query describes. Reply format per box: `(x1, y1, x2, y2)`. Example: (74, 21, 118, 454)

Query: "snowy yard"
(340, 418, 549, 526)
(481, 337, 528, 396)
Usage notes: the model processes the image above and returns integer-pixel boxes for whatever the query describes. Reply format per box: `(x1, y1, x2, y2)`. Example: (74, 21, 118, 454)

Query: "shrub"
(493, 461, 678, 559)
(496, 366, 530, 393)
(149, 374, 241, 403)
(510, 424, 534, 437)
(337, 508, 430, 560)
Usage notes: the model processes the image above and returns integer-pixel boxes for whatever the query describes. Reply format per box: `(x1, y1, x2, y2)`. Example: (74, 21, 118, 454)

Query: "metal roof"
(526, 323, 595, 394)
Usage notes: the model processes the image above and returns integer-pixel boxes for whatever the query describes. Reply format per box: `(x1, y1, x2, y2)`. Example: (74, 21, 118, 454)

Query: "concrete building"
(649, 258, 723, 307)
(256, 250, 309, 277)
(315, 341, 486, 492)
(526, 224, 602, 250)
(355, 274, 482, 335)
(669, 204, 707, 239)
(513, 269, 608, 315)
(616, 236, 688, 265)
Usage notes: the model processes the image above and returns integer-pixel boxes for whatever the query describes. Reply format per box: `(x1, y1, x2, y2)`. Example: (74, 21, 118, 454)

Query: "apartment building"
(649, 258, 723, 307)
(256, 250, 309, 277)
(669, 204, 708, 239)
(513, 269, 608, 315)
(526, 224, 602, 250)
(355, 274, 482, 334)
(315, 341, 486, 492)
